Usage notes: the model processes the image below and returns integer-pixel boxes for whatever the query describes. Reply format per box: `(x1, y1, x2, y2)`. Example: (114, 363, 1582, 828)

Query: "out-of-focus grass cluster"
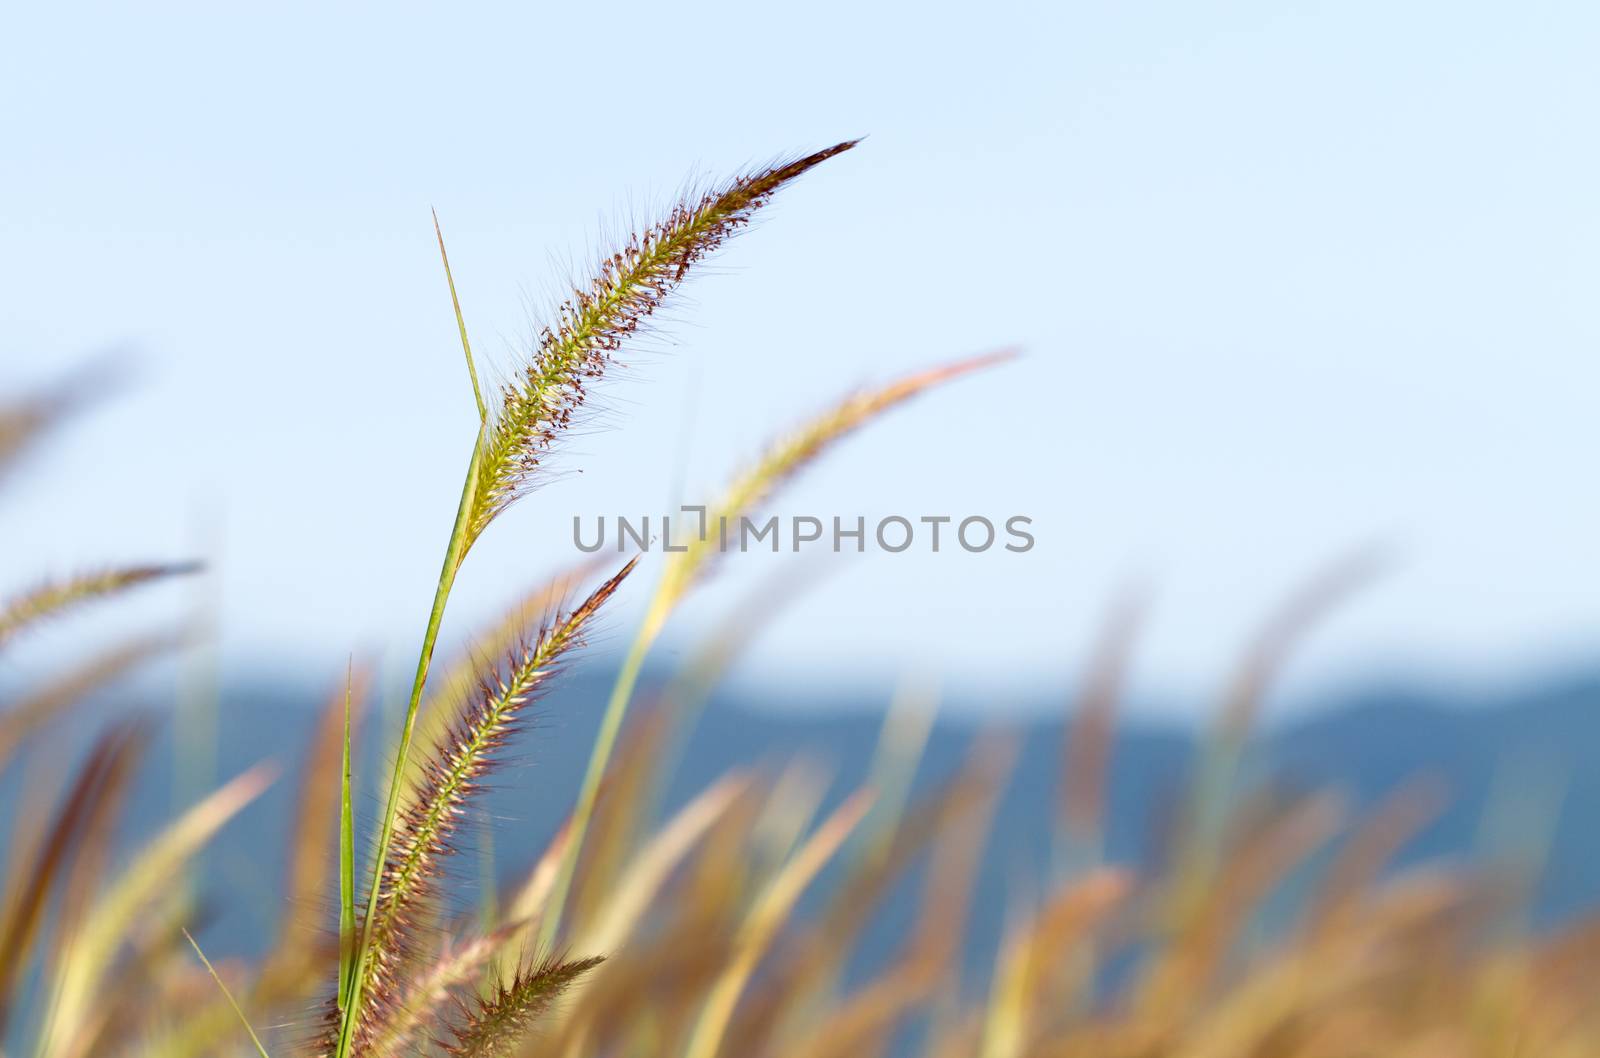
(3, 143, 1597, 1058)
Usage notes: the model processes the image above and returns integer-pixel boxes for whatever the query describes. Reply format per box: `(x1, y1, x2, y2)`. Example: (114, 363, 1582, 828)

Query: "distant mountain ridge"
(8, 663, 1598, 971)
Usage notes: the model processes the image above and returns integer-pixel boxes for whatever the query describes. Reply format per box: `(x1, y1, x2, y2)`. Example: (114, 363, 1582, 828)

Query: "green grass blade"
(182, 928, 272, 1058)
(337, 660, 356, 1011)
(535, 620, 651, 952)
(337, 428, 484, 1058)
(433, 208, 487, 423)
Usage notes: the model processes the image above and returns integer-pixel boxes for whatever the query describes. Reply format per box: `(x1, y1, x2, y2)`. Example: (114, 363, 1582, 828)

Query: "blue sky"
(2, 1, 1597, 715)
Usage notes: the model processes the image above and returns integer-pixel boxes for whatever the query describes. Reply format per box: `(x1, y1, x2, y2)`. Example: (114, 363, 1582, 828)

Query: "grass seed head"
(466, 142, 860, 548)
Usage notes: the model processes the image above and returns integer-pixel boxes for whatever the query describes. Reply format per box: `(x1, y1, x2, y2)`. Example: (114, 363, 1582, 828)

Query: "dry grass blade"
(466, 141, 859, 548)
(645, 349, 1016, 640)
(34, 763, 275, 1058)
(683, 788, 875, 1058)
(1140, 791, 1347, 1024)
(0, 392, 66, 477)
(727, 684, 940, 1052)
(0, 369, 105, 486)
(0, 564, 198, 651)
(341, 560, 635, 1050)
(1214, 547, 1389, 747)
(981, 870, 1130, 1058)
(783, 961, 936, 1058)
(1059, 586, 1147, 854)
(247, 670, 370, 1005)
(1307, 777, 1448, 944)
(1171, 549, 1388, 942)
(58, 886, 198, 1057)
(0, 723, 144, 1035)
(0, 632, 178, 774)
(578, 772, 750, 955)
(42, 738, 148, 1003)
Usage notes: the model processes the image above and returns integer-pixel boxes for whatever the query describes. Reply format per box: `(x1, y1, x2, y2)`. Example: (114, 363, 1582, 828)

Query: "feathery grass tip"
(466, 141, 860, 548)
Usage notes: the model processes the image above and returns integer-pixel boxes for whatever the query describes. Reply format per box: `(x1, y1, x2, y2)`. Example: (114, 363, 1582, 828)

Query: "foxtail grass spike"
(361, 925, 520, 1056)
(444, 955, 603, 1058)
(465, 141, 859, 548)
(0, 563, 199, 651)
(335, 560, 635, 1053)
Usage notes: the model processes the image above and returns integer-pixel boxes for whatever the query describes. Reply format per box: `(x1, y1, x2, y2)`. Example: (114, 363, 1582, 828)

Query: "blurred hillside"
(10, 661, 1592, 988)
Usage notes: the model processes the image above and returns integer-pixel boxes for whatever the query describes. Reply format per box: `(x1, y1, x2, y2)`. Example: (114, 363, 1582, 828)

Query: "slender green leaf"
(433, 208, 487, 423)
(337, 660, 356, 1011)
(337, 428, 483, 1058)
(182, 928, 272, 1058)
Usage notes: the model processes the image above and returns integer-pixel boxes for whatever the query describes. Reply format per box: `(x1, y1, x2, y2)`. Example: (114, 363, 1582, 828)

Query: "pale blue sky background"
(2, 2, 1597, 716)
